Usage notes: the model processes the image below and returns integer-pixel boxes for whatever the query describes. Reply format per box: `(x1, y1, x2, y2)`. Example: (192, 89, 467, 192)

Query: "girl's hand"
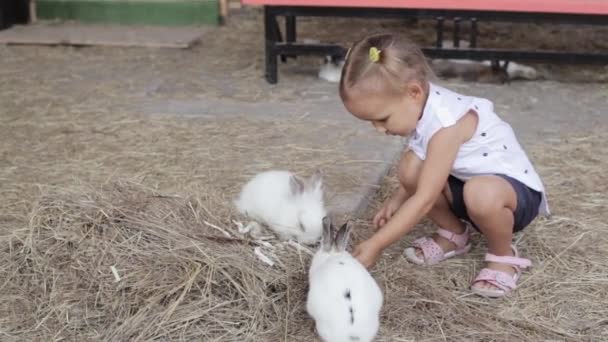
(372, 204, 395, 229)
(352, 239, 383, 269)
(373, 189, 406, 229)
(364, 114, 474, 257)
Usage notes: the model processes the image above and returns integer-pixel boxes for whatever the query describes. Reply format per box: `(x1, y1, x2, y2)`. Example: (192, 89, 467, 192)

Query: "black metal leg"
(436, 17, 444, 48)
(470, 18, 478, 48)
(264, 6, 278, 84)
(284, 15, 297, 61)
(453, 17, 461, 47)
(0, 8, 5, 30)
(271, 16, 289, 63)
(286, 15, 296, 43)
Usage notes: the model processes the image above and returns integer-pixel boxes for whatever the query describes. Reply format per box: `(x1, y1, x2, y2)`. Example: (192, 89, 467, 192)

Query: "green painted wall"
(37, 0, 220, 26)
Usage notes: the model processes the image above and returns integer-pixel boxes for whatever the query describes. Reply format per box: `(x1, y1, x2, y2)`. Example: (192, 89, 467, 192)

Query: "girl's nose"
(372, 122, 387, 134)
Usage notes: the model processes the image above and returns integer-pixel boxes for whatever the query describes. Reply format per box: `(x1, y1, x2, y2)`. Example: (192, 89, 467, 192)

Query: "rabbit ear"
(334, 220, 353, 252)
(289, 175, 305, 196)
(307, 169, 323, 192)
(321, 216, 334, 252)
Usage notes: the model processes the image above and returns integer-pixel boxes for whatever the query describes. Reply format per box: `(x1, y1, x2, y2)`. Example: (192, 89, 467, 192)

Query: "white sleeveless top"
(408, 83, 550, 216)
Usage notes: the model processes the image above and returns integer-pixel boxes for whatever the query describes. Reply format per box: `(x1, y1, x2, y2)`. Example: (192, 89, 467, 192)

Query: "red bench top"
(241, 0, 608, 15)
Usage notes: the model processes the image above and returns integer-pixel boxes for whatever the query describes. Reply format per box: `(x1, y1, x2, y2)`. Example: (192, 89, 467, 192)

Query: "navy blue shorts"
(447, 174, 541, 233)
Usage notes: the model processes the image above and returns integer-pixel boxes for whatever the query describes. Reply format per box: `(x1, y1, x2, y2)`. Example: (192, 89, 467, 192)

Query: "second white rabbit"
(234, 170, 326, 244)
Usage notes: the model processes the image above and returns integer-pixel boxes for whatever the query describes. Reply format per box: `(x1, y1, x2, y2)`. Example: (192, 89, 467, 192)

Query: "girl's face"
(344, 83, 428, 137)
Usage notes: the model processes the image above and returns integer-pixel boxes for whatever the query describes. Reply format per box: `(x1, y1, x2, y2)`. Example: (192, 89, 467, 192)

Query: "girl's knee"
(463, 176, 515, 218)
(398, 151, 422, 193)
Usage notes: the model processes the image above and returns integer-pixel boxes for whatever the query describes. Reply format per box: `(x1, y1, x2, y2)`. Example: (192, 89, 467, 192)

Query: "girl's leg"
(398, 151, 466, 255)
(463, 175, 518, 291)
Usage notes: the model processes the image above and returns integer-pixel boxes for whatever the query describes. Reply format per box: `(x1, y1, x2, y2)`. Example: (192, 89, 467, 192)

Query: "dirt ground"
(1, 6, 608, 342)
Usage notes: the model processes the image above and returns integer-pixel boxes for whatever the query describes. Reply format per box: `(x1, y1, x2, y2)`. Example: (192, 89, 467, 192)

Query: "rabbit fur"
(307, 217, 383, 342)
(234, 170, 326, 244)
(318, 55, 345, 83)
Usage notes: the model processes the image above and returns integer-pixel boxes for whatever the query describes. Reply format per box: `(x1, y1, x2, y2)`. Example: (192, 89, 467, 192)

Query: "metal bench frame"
(262, 5, 608, 83)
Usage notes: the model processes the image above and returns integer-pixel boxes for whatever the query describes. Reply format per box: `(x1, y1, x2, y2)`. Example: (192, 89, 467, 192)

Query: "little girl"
(339, 33, 549, 297)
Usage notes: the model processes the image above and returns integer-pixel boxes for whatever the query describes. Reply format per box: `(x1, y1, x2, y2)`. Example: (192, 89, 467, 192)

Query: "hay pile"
(2, 133, 607, 342)
(0, 61, 369, 340)
(1, 181, 313, 341)
(360, 133, 608, 341)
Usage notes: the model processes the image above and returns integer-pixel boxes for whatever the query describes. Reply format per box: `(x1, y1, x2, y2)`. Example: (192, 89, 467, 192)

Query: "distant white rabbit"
(307, 217, 383, 342)
(234, 170, 326, 244)
(318, 56, 345, 83)
(431, 40, 539, 82)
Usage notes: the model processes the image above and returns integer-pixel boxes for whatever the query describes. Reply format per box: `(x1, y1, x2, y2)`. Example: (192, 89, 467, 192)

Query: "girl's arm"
(369, 125, 463, 250)
(354, 111, 477, 267)
(373, 184, 408, 229)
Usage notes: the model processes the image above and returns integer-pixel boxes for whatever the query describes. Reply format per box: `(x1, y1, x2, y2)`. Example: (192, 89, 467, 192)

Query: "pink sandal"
(471, 245, 531, 298)
(404, 225, 472, 266)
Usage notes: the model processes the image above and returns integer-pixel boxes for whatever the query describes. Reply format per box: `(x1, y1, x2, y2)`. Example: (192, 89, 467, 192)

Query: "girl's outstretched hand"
(373, 186, 407, 229)
(352, 239, 383, 269)
(373, 197, 402, 230)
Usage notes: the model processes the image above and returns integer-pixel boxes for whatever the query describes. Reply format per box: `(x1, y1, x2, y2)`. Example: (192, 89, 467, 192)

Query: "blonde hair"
(339, 33, 434, 101)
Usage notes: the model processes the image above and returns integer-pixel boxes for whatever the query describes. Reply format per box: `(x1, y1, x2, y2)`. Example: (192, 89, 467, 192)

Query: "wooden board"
(0, 22, 209, 48)
(241, 0, 608, 15)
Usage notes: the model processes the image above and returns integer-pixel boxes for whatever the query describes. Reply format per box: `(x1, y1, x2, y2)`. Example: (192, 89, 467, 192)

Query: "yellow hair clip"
(369, 47, 381, 63)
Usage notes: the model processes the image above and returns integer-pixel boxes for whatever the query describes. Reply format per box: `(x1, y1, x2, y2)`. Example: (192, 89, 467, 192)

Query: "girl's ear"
(406, 82, 425, 101)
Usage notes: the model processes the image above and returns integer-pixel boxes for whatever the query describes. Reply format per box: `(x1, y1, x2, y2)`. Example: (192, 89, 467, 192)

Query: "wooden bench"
(241, 0, 608, 83)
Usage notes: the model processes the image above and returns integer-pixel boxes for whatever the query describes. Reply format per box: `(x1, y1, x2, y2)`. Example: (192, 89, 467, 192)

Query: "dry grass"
(0, 82, 367, 341)
(361, 134, 608, 341)
(1, 8, 607, 341)
(1, 181, 314, 341)
(1, 116, 607, 341)
(0, 73, 372, 341)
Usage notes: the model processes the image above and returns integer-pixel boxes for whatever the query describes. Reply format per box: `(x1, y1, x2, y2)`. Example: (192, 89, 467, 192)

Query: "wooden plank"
(240, 0, 608, 15)
(220, 0, 228, 19)
(30, 0, 37, 23)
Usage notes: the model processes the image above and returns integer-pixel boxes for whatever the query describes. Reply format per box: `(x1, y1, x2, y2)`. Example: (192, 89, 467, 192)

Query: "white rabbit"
(234, 170, 326, 245)
(318, 56, 345, 83)
(306, 217, 383, 342)
(432, 39, 539, 82)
